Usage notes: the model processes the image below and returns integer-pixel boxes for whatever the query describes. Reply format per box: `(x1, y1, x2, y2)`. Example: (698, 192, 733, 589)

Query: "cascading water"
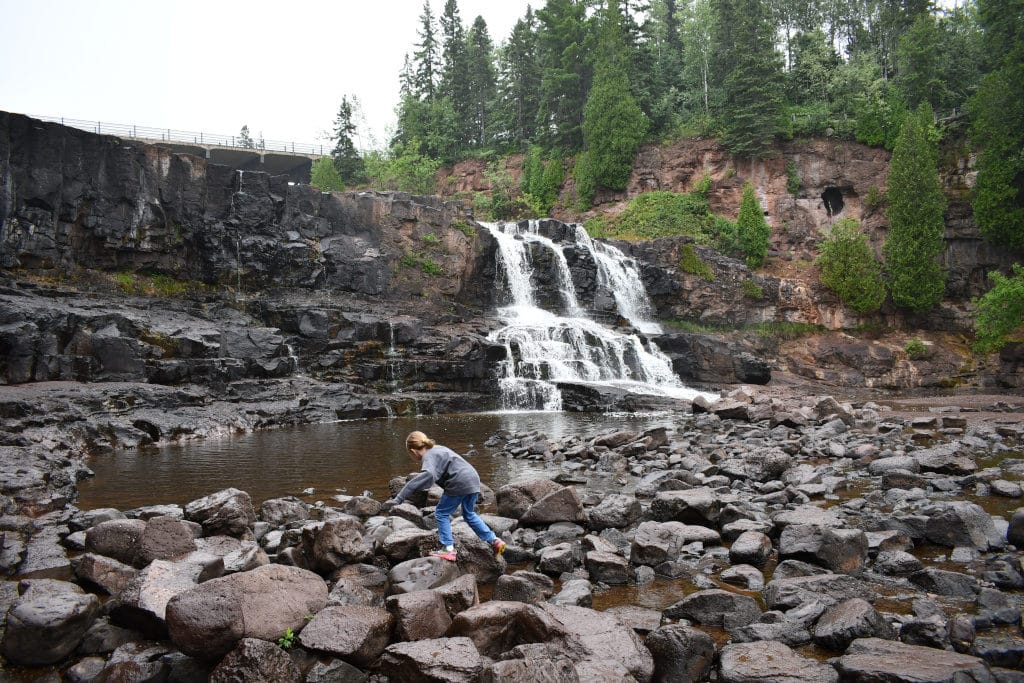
(484, 221, 714, 411)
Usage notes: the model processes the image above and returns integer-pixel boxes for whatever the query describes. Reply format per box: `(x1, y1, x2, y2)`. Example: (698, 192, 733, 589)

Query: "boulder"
(663, 589, 761, 629)
(137, 516, 199, 565)
(299, 605, 394, 666)
(630, 520, 721, 567)
(719, 640, 838, 683)
(1, 579, 100, 666)
(520, 486, 585, 526)
(924, 501, 1002, 550)
(380, 636, 482, 682)
(165, 564, 328, 660)
(729, 530, 773, 567)
(111, 555, 224, 638)
(74, 552, 137, 595)
(389, 556, 462, 595)
(386, 590, 452, 641)
(184, 488, 256, 537)
(812, 598, 897, 651)
(650, 487, 722, 525)
(84, 518, 147, 566)
(208, 637, 301, 683)
(834, 637, 995, 682)
(492, 570, 555, 604)
(764, 573, 873, 610)
(259, 496, 310, 526)
(302, 518, 373, 572)
(644, 624, 716, 683)
(588, 494, 642, 530)
(496, 479, 565, 518)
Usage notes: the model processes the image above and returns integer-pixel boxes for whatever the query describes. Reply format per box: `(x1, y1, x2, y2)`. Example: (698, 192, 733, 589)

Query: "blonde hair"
(406, 431, 435, 451)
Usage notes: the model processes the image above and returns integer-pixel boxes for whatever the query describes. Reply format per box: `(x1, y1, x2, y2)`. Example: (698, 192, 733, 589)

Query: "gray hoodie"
(394, 445, 481, 501)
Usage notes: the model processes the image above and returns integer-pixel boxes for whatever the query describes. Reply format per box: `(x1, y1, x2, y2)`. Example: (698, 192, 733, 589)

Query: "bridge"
(32, 116, 328, 183)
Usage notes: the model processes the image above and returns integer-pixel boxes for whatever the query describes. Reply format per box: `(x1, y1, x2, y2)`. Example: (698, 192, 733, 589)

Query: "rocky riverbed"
(2, 383, 1024, 681)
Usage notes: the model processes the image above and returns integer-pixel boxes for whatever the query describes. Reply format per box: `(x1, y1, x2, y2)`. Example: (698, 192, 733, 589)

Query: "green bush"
(711, 215, 741, 257)
(310, 157, 345, 192)
(587, 190, 713, 242)
(741, 280, 764, 299)
(737, 183, 771, 268)
(679, 243, 715, 280)
(904, 338, 928, 359)
(973, 264, 1024, 353)
(785, 160, 801, 196)
(816, 218, 887, 314)
(422, 233, 440, 244)
(451, 220, 475, 238)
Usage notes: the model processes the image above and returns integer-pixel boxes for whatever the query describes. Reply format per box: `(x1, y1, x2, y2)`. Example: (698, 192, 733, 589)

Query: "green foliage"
(277, 628, 296, 650)
(754, 321, 825, 339)
(310, 157, 344, 192)
(421, 256, 444, 276)
(973, 264, 1024, 353)
(883, 105, 947, 313)
(585, 190, 714, 241)
(422, 232, 440, 244)
(785, 160, 801, 196)
(854, 81, 908, 150)
(112, 271, 199, 297)
(521, 147, 563, 216)
(475, 161, 521, 220)
(363, 142, 441, 195)
(679, 243, 715, 280)
(816, 218, 887, 314)
(451, 220, 475, 238)
(741, 279, 764, 299)
(573, 152, 596, 209)
(904, 338, 928, 359)
(865, 185, 884, 209)
(331, 96, 366, 184)
(737, 183, 770, 268)
(535, 0, 592, 150)
(711, 215, 741, 257)
(400, 251, 444, 276)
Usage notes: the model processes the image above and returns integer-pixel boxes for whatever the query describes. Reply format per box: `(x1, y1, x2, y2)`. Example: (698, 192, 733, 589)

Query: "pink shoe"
(429, 549, 457, 562)
(492, 538, 507, 557)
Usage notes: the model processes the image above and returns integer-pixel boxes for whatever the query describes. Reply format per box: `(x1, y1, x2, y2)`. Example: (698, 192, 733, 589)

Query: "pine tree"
(578, 2, 649, 202)
(883, 105, 947, 313)
(536, 0, 592, 151)
(737, 182, 771, 267)
(413, 1, 439, 101)
(816, 218, 887, 314)
(331, 96, 365, 185)
(238, 125, 254, 149)
(465, 16, 497, 149)
(438, 0, 471, 151)
(494, 7, 541, 149)
(711, 0, 785, 157)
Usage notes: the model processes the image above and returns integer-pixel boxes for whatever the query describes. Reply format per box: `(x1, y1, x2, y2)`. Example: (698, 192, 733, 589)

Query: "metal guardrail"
(29, 115, 329, 156)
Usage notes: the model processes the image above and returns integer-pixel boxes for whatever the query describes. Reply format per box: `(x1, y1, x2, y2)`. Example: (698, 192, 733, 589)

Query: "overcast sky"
(0, 0, 533, 151)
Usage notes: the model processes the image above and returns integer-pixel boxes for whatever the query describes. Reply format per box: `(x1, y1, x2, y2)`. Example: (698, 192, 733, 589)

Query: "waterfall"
(484, 221, 713, 411)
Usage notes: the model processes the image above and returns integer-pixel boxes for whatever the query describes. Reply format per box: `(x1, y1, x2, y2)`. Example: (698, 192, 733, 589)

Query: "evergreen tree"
(578, 2, 649, 203)
(895, 14, 947, 110)
(969, 0, 1024, 251)
(973, 264, 1024, 353)
(331, 96, 365, 185)
(413, 1, 440, 100)
(465, 16, 497, 148)
(679, 0, 715, 124)
(438, 0, 471, 150)
(494, 7, 542, 149)
(711, 0, 786, 157)
(816, 218, 887, 313)
(238, 125, 254, 149)
(535, 0, 592, 151)
(637, 0, 688, 137)
(883, 105, 947, 313)
(737, 182, 771, 267)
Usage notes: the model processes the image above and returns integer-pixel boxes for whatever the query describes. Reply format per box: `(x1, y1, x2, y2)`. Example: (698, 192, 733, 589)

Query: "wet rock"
(305, 659, 369, 683)
(298, 605, 394, 666)
(585, 550, 630, 584)
(587, 493, 642, 530)
(720, 564, 765, 590)
(496, 479, 565, 519)
(728, 610, 813, 647)
(719, 640, 838, 683)
(493, 570, 555, 603)
(779, 524, 868, 574)
(550, 578, 593, 607)
(520, 486, 586, 526)
(209, 637, 301, 683)
(302, 517, 373, 572)
(485, 654, 578, 682)
(386, 589, 452, 641)
(380, 636, 482, 682)
(166, 564, 328, 661)
(834, 637, 995, 682)
(650, 487, 722, 525)
(764, 573, 873, 610)
(74, 552, 137, 595)
(663, 589, 762, 629)
(729, 530, 774, 566)
(812, 597, 896, 651)
(259, 496, 310, 526)
(873, 549, 924, 575)
(389, 556, 462, 594)
(327, 577, 381, 608)
(447, 601, 567, 658)
(85, 518, 147, 566)
(137, 516, 199, 565)
(542, 604, 655, 682)
(630, 520, 721, 567)
(111, 555, 224, 638)
(76, 616, 143, 655)
(538, 542, 582, 575)
(184, 488, 256, 537)
(909, 568, 981, 598)
(924, 501, 1004, 550)
(434, 574, 479, 618)
(1, 579, 100, 666)
(644, 623, 715, 682)
(95, 641, 174, 682)
(381, 527, 437, 563)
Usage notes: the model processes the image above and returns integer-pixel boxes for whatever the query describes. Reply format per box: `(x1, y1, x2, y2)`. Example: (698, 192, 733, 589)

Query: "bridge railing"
(30, 115, 329, 156)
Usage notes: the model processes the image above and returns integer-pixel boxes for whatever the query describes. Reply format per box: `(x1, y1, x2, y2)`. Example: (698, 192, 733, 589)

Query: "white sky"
(0, 0, 533, 151)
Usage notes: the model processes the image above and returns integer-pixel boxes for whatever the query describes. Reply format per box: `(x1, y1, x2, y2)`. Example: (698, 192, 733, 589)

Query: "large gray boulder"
(302, 517, 373, 572)
(1, 579, 100, 666)
(110, 555, 223, 638)
(650, 487, 722, 525)
(496, 479, 565, 518)
(663, 589, 762, 629)
(299, 605, 394, 666)
(84, 518, 147, 566)
(389, 556, 462, 594)
(719, 641, 838, 683)
(184, 488, 256, 537)
(812, 598, 897, 651)
(165, 564, 328, 660)
(764, 573, 873, 610)
(630, 520, 721, 567)
(541, 604, 655, 682)
(380, 636, 482, 682)
(137, 516, 199, 565)
(74, 552, 137, 595)
(588, 493, 642, 530)
(923, 501, 1003, 550)
(834, 637, 995, 682)
(385, 589, 452, 641)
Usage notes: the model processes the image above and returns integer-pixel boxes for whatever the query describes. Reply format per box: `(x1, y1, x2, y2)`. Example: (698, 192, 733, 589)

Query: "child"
(385, 431, 506, 561)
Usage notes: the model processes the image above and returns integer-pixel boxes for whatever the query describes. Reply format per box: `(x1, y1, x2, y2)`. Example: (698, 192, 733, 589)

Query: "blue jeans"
(435, 492, 497, 548)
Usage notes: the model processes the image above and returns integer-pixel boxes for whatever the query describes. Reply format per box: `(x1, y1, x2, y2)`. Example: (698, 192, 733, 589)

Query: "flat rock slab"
(834, 637, 995, 682)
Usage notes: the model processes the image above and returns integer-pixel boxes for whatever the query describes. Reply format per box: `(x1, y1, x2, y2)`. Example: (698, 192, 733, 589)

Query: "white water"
(484, 221, 715, 410)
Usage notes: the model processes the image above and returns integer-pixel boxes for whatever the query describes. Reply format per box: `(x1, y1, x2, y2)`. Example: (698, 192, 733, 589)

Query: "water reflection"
(77, 412, 675, 511)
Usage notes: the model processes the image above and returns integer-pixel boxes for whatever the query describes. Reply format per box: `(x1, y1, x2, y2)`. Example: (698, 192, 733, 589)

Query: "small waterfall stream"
(484, 221, 713, 410)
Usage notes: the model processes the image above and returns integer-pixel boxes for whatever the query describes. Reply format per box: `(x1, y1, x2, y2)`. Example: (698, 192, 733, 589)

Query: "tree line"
(307, 0, 1022, 350)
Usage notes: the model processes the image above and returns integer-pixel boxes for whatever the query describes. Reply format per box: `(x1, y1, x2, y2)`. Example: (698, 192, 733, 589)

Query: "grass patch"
(679, 243, 715, 280)
(584, 190, 714, 242)
(422, 232, 440, 244)
(741, 280, 764, 299)
(451, 220, 476, 238)
(112, 271, 202, 297)
(753, 322, 825, 339)
(401, 251, 444, 276)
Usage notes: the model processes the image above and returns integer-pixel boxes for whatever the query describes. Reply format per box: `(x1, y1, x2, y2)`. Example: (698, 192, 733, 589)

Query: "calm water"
(77, 412, 676, 511)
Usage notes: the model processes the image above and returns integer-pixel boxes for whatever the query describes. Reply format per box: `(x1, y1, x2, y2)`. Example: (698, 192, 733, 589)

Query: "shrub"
(679, 243, 715, 280)
(737, 183, 771, 268)
(310, 157, 344, 192)
(587, 190, 714, 242)
(451, 220, 475, 238)
(816, 218, 887, 314)
(973, 264, 1024, 353)
(422, 233, 440, 244)
(741, 279, 764, 299)
(712, 215, 741, 257)
(904, 338, 928, 359)
(785, 160, 801, 196)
